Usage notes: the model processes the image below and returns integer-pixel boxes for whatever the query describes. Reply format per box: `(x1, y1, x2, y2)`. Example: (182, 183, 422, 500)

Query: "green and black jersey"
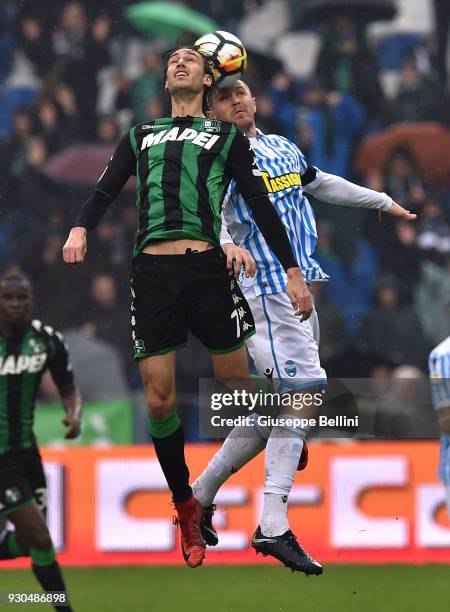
(76, 115, 298, 271)
(0, 320, 74, 454)
(130, 118, 245, 254)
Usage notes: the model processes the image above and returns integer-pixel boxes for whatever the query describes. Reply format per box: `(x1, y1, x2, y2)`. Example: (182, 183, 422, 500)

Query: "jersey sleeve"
(429, 352, 450, 410)
(226, 131, 298, 271)
(46, 329, 75, 391)
(75, 130, 136, 230)
(301, 165, 319, 187)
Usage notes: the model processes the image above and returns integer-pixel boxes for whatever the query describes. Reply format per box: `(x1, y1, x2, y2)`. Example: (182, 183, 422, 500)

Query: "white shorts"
(242, 286, 327, 390)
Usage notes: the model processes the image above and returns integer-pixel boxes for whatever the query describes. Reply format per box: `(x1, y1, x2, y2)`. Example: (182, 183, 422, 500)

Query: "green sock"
(31, 550, 71, 609)
(30, 547, 56, 566)
(149, 411, 181, 438)
(149, 413, 191, 502)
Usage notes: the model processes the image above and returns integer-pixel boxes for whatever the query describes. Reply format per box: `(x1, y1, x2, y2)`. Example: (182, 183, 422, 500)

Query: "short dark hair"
(0, 271, 32, 291)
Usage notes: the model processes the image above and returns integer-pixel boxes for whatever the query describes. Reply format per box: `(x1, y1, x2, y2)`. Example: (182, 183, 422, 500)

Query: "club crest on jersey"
(0, 353, 47, 375)
(261, 171, 302, 193)
(284, 360, 297, 377)
(203, 119, 221, 133)
(28, 338, 45, 354)
(141, 127, 220, 151)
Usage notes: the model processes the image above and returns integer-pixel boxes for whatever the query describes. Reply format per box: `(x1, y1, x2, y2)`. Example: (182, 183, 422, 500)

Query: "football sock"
(260, 414, 306, 537)
(192, 414, 269, 506)
(31, 548, 72, 611)
(0, 531, 26, 559)
(150, 413, 192, 503)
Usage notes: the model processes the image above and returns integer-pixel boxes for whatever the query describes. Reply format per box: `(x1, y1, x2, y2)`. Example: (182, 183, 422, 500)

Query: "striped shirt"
(429, 336, 450, 410)
(222, 129, 328, 295)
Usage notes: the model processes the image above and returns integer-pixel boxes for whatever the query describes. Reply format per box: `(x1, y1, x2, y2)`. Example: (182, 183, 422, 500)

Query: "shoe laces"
(285, 531, 314, 561)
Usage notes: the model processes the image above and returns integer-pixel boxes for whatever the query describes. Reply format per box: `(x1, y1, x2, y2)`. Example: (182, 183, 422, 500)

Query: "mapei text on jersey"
(141, 128, 220, 151)
(0, 354, 47, 375)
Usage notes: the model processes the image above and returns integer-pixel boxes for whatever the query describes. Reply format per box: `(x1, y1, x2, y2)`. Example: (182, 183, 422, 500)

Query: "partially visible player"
(429, 335, 450, 514)
(0, 272, 81, 611)
(192, 80, 416, 575)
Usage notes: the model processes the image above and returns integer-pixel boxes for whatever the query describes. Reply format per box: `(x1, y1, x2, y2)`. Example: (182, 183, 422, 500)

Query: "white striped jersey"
(429, 336, 450, 410)
(222, 130, 329, 296)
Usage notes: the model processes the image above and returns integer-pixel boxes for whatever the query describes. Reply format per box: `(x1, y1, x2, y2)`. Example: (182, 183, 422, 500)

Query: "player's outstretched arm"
(303, 170, 416, 221)
(63, 131, 136, 265)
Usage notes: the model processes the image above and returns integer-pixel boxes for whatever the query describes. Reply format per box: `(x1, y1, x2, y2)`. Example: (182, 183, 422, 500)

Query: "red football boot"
(297, 440, 309, 471)
(174, 496, 206, 568)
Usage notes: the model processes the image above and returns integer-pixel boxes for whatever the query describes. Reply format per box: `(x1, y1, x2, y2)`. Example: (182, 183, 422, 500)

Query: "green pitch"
(0, 565, 449, 611)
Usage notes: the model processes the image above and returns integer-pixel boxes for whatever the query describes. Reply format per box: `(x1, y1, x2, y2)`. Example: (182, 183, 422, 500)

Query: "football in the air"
(194, 30, 247, 88)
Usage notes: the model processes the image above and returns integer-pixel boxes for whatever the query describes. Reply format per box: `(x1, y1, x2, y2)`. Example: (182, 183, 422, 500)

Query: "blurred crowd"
(0, 0, 449, 419)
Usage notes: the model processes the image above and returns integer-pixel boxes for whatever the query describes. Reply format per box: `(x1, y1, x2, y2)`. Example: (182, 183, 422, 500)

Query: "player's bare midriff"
(143, 239, 215, 255)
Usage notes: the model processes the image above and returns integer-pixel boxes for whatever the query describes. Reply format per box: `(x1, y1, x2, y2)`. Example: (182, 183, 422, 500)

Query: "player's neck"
(243, 122, 257, 139)
(0, 319, 28, 338)
(171, 91, 204, 118)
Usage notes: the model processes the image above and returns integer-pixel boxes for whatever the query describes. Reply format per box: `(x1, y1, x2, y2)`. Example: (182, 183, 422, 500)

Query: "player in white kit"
(429, 336, 450, 514)
(192, 80, 416, 574)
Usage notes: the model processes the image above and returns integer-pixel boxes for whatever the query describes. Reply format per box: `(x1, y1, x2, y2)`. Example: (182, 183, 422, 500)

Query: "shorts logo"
(284, 360, 297, 377)
(5, 487, 21, 504)
(134, 339, 146, 354)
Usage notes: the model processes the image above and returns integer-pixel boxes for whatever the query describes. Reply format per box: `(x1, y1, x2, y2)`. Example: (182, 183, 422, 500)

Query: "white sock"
(192, 415, 269, 506)
(260, 415, 305, 537)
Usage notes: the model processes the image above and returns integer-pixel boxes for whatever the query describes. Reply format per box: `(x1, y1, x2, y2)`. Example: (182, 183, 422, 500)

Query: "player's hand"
(62, 414, 81, 439)
(63, 227, 87, 264)
(380, 201, 417, 222)
(222, 243, 256, 279)
(285, 268, 313, 321)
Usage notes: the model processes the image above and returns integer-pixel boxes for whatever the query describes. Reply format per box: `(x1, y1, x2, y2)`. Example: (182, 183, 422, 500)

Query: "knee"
(145, 388, 175, 420)
(25, 526, 53, 551)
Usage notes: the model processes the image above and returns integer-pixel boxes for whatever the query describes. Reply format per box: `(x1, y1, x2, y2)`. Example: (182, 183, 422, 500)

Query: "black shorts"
(0, 449, 47, 517)
(131, 248, 256, 359)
